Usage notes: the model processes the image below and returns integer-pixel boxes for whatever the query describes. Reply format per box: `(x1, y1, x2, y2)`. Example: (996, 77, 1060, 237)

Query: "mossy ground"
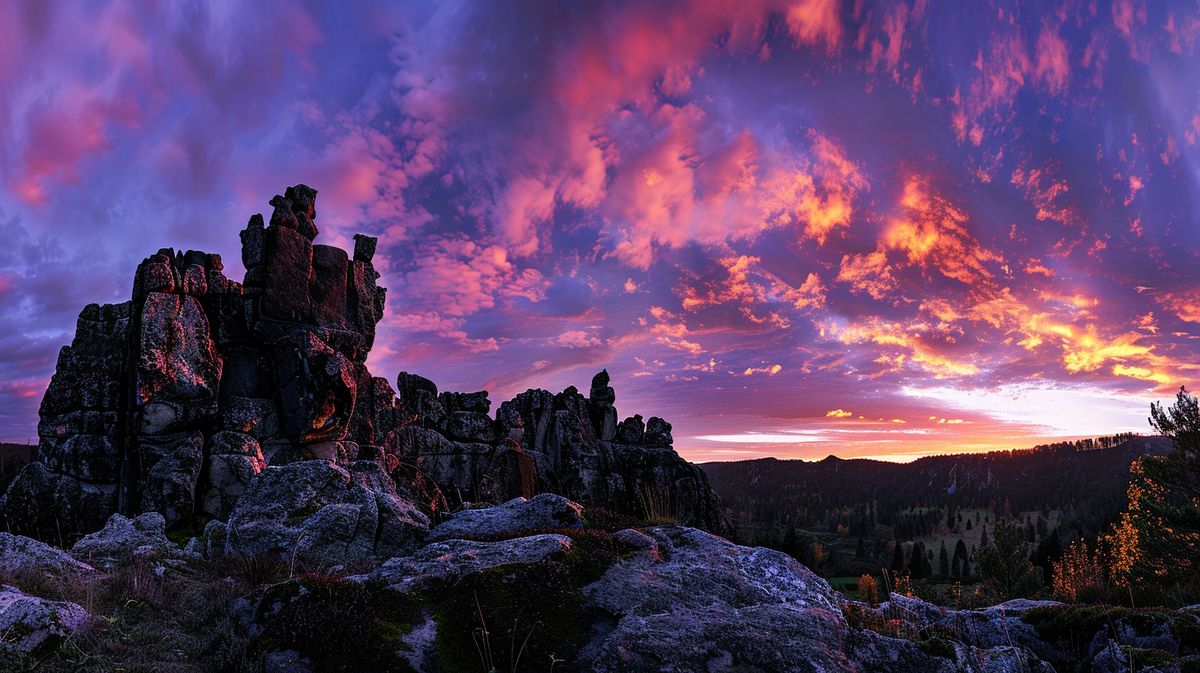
(1023, 604, 1200, 672)
(256, 574, 424, 673)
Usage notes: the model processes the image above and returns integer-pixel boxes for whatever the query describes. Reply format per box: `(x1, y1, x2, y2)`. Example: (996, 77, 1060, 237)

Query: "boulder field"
(3, 489, 1197, 671)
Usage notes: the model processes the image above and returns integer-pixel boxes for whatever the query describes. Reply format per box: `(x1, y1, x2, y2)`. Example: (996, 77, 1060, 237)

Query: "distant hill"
(702, 436, 1173, 543)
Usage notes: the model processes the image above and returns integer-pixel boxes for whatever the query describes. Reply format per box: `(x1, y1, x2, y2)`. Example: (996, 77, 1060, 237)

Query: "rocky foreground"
(2, 478, 1198, 672)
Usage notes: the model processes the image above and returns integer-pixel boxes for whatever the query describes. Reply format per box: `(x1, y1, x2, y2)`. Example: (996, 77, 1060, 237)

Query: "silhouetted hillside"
(703, 436, 1172, 543)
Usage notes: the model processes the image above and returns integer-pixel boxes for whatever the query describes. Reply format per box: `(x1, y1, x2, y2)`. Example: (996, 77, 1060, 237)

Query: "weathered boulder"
(584, 526, 841, 617)
(202, 451, 266, 519)
(644, 416, 673, 446)
(70, 512, 178, 568)
(578, 527, 1056, 672)
(351, 534, 574, 593)
(0, 585, 89, 656)
(0, 533, 96, 579)
(439, 390, 490, 414)
(223, 460, 428, 563)
(428, 493, 584, 542)
(615, 414, 645, 444)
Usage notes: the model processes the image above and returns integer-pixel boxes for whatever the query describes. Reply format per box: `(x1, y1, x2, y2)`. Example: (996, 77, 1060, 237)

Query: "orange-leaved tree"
(1105, 386, 1200, 596)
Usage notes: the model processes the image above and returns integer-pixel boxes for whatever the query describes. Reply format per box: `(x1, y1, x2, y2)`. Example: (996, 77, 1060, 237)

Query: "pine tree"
(1104, 386, 1200, 589)
(855, 536, 866, 559)
(980, 525, 989, 548)
(938, 541, 950, 577)
(909, 542, 930, 579)
(890, 540, 906, 572)
(976, 520, 1043, 599)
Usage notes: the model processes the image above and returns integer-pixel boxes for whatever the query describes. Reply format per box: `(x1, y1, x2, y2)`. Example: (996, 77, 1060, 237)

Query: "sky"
(2, 0, 1200, 462)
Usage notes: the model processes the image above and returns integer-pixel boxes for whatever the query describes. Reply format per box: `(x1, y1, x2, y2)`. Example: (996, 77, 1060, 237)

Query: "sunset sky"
(2, 1, 1200, 462)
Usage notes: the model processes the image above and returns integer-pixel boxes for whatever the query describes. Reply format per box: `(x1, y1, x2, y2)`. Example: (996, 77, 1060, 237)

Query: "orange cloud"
(826, 408, 854, 418)
(830, 318, 981, 378)
(882, 178, 1002, 286)
(779, 272, 827, 310)
(785, 0, 844, 54)
(837, 250, 896, 299)
(1158, 290, 1200, 323)
(743, 363, 783, 376)
(647, 306, 704, 354)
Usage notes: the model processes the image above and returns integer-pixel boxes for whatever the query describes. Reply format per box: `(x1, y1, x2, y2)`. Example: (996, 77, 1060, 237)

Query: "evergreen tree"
(1105, 386, 1200, 589)
(952, 539, 968, 578)
(855, 536, 866, 559)
(938, 541, 950, 576)
(909, 542, 930, 579)
(976, 520, 1043, 599)
(890, 540, 906, 572)
(980, 525, 989, 548)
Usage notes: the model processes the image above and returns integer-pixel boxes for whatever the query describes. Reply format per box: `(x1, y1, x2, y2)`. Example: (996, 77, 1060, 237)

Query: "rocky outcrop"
(392, 369, 732, 534)
(354, 534, 575, 593)
(1, 186, 392, 542)
(0, 585, 89, 657)
(219, 460, 428, 564)
(427, 493, 584, 541)
(69, 512, 178, 568)
(1, 185, 730, 545)
(266, 511, 1067, 672)
(0, 533, 96, 579)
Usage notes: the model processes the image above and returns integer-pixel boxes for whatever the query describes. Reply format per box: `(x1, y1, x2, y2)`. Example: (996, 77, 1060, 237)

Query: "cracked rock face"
(1, 184, 730, 545)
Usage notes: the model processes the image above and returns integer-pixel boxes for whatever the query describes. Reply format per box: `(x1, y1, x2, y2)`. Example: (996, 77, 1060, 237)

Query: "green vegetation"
(975, 519, 1043, 600)
(1022, 604, 1200, 668)
(1104, 386, 1200, 598)
(257, 575, 424, 673)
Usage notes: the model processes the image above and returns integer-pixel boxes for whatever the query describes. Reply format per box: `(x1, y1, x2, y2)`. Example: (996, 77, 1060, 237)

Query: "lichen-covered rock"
(428, 493, 584, 542)
(70, 512, 178, 567)
(351, 534, 574, 593)
(223, 460, 427, 563)
(584, 526, 841, 617)
(136, 292, 223, 410)
(577, 526, 1057, 672)
(0, 585, 89, 656)
(0, 533, 96, 579)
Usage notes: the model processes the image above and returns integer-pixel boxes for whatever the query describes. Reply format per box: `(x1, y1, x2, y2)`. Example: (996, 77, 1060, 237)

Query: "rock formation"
(389, 369, 731, 534)
(0, 185, 730, 542)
